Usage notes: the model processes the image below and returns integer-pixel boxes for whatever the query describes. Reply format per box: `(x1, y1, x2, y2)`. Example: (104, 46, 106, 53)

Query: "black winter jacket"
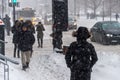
(11, 26, 21, 43)
(65, 41, 98, 70)
(18, 31, 35, 52)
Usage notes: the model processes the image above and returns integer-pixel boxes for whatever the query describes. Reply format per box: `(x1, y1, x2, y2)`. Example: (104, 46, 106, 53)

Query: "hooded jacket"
(18, 29, 35, 52)
(65, 27, 98, 70)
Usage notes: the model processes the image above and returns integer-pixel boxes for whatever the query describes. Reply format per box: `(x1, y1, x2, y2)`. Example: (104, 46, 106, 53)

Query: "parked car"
(68, 17, 77, 30)
(90, 21, 120, 45)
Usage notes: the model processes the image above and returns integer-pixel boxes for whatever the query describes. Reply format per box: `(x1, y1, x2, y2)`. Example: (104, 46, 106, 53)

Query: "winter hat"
(21, 22, 29, 29)
(38, 22, 41, 24)
(76, 26, 90, 40)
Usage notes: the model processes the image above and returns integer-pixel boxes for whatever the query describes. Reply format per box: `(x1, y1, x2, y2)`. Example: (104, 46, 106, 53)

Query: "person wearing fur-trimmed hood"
(65, 26, 98, 80)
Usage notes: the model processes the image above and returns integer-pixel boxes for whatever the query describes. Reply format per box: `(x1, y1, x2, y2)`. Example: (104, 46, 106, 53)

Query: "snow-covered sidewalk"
(1, 19, 120, 80)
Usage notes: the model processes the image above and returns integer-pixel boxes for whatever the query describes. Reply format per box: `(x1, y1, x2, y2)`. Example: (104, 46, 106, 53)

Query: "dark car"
(90, 21, 120, 45)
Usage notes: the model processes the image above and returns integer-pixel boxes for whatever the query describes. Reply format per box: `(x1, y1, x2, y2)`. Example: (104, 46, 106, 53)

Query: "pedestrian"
(50, 30, 63, 50)
(51, 22, 63, 50)
(11, 20, 21, 58)
(3, 14, 11, 36)
(65, 26, 98, 80)
(18, 23, 35, 70)
(36, 22, 45, 48)
(54, 30, 63, 49)
(25, 20, 35, 34)
(87, 12, 90, 19)
(115, 13, 119, 21)
(25, 20, 35, 56)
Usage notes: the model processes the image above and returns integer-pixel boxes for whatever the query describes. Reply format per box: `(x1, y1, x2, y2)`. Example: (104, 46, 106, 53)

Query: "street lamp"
(102, 0, 105, 21)
(1, 0, 4, 18)
(109, 0, 112, 21)
(74, 0, 76, 21)
(12, 0, 17, 24)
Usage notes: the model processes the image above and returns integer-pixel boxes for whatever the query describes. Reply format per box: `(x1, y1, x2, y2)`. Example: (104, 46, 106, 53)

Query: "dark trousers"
(70, 69, 91, 80)
(37, 38, 43, 48)
(52, 38, 62, 49)
(30, 47, 33, 57)
(14, 44, 20, 58)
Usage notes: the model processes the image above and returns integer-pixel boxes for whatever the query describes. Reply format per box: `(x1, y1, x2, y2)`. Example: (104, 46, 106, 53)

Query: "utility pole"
(109, 0, 112, 21)
(13, 3, 15, 24)
(1, 0, 4, 18)
(12, 0, 17, 24)
(74, 0, 76, 21)
(102, 0, 105, 21)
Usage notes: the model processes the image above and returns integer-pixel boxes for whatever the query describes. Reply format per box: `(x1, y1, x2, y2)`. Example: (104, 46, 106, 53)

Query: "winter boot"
(41, 45, 43, 48)
(13, 52, 16, 58)
(38, 45, 40, 48)
(22, 66, 26, 71)
(26, 62, 29, 68)
(17, 50, 20, 58)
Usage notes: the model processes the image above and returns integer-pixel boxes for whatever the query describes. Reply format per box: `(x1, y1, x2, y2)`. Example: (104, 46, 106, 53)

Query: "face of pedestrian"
(16, 21, 20, 26)
(22, 26, 27, 31)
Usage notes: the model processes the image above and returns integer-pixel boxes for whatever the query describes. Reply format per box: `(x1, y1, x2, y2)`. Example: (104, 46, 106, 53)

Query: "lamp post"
(74, 0, 77, 25)
(13, 3, 15, 24)
(74, 0, 76, 20)
(109, 0, 112, 21)
(1, 0, 4, 18)
(12, 0, 17, 24)
(102, 0, 105, 21)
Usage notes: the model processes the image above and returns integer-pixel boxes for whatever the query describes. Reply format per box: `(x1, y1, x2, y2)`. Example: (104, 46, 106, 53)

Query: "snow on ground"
(0, 17, 120, 80)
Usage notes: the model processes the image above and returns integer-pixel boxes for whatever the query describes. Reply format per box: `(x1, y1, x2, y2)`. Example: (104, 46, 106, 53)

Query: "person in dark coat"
(54, 30, 63, 49)
(11, 20, 21, 58)
(115, 13, 119, 21)
(50, 30, 63, 50)
(25, 20, 35, 56)
(25, 20, 35, 34)
(3, 14, 11, 36)
(18, 23, 35, 70)
(36, 22, 45, 48)
(65, 27, 98, 80)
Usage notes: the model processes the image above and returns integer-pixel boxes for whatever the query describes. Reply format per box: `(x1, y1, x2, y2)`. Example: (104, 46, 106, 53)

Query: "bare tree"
(87, 0, 102, 18)
(104, 0, 118, 20)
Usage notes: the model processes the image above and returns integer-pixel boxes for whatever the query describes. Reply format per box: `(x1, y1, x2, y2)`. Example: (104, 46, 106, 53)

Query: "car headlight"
(106, 34, 113, 37)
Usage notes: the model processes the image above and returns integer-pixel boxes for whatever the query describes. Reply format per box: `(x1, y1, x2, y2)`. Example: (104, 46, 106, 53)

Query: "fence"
(0, 39, 19, 80)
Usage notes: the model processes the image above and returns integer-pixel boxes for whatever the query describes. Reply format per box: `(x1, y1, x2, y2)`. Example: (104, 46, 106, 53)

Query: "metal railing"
(0, 54, 19, 80)
(0, 39, 19, 80)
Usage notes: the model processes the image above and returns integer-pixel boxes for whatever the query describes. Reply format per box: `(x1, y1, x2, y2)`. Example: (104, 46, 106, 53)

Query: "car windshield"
(102, 22, 120, 30)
